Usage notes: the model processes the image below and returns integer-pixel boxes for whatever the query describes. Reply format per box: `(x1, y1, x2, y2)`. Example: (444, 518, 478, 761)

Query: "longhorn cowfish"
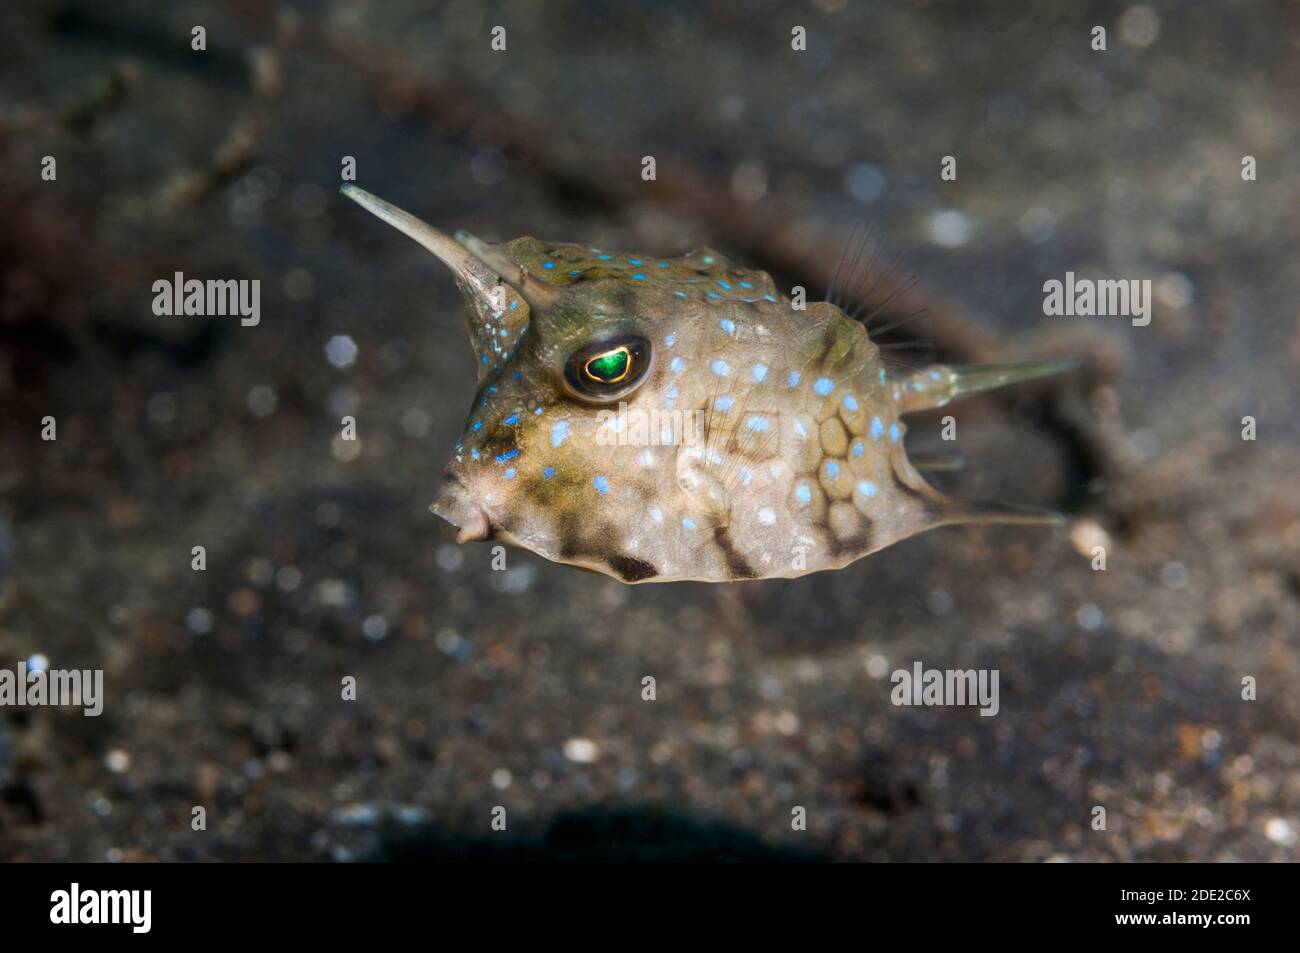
(341, 184, 1075, 583)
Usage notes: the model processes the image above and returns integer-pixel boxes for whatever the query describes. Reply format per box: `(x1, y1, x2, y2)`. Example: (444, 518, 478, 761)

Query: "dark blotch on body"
(608, 554, 658, 582)
(713, 527, 758, 579)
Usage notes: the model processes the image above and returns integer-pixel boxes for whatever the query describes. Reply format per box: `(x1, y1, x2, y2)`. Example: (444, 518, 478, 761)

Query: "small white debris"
(275, 565, 302, 592)
(246, 385, 278, 417)
(564, 738, 599, 763)
(105, 750, 131, 773)
(1155, 272, 1194, 309)
(185, 607, 214, 635)
(325, 334, 357, 368)
(926, 209, 973, 248)
(1265, 818, 1296, 847)
(845, 162, 885, 203)
(1075, 603, 1104, 631)
(1118, 5, 1160, 48)
(361, 614, 387, 641)
(1019, 206, 1056, 244)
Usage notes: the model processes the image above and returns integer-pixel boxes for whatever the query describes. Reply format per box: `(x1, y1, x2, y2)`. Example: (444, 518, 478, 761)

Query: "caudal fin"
(896, 357, 1080, 413)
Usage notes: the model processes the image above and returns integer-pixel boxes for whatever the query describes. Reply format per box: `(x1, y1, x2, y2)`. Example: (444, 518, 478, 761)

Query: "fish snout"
(430, 477, 491, 543)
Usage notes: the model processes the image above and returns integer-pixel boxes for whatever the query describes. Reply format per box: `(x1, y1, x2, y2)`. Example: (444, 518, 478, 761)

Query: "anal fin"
(937, 497, 1065, 528)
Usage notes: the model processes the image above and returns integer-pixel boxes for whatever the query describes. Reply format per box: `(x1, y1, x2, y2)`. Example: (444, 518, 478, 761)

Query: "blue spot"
(568, 270, 580, 276)
(628, 258, 642, 266)
(510, 300, 519, 310)
(505, 467, 516, 480)
(870, 417, 884, 440)
(752, 363, 768, 382)
(593, 474, 610, 494)
(843, 394, 859, 412)
(472, 421, 483, 431)
(513, 371, 522, 381)
(764, 294, 776, 302)
(504, 414, 519, 426)
(857, 480, 878, 498)
(487, 385, 498, 394)
(739, 467, 753, 486)
(543, 261, 555, 270)
(795, 483, 812, 505)
(703, 256, 715, 265)
(681, 516, 696, 530)
(597, 254, 612, 260)
(879, 368, 887, 384)
(670, 356, 685, 373)
(496, 448, 519, 463)
(813, 377, 835, 397)
(889, 423, 901, 443)
(718, 280, 732, 290)
(471, 449, 480, 460)
(664, 334, 676, 347)
(480, 355, 488, 364)
(852, 440, 865, 458)
(551, 420, 570, 447)
(740, 280, 753, 289)
(543, 466, 555, 479)
(746, 416, 770, 433)
(666, 385, 679, 400)
(720, 318, 735, 334)
(534, 406, 544, 415)
(658, 262, 670, 268)
(711, 359, 731, 376)
(826, 461, 840, 478)
(706, 292, 721, 300)
(716, 395, 734, 412)
(632, 273, 647, 281)
(675, 291, 687, 298)
(788, 371, 801, 388)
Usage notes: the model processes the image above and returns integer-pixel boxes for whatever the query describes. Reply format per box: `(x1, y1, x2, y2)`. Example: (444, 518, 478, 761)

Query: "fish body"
(342, 185, 1073, 583)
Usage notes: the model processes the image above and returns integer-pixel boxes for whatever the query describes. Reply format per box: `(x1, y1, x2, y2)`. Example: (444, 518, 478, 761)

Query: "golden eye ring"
(563, 335, 652, 403)
(582, 345, 633, 384)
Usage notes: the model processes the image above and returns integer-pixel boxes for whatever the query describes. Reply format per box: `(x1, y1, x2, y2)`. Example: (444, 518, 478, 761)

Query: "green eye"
(584, 347, 631, 383)
(564, 335, 652, 402)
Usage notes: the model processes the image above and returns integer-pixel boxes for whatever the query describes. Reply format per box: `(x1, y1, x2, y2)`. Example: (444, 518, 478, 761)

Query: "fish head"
(423, 227, 815, 574)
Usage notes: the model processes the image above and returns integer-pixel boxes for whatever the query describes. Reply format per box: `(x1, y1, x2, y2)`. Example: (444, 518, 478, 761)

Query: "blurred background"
(1, 0, 1297, 861)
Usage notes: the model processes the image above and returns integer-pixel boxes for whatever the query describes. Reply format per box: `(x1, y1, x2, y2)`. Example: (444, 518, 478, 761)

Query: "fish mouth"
(430, 477, 491, 543)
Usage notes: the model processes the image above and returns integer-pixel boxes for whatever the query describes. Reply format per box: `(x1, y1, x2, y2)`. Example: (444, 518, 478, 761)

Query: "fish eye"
(563, 335, 652, 402)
